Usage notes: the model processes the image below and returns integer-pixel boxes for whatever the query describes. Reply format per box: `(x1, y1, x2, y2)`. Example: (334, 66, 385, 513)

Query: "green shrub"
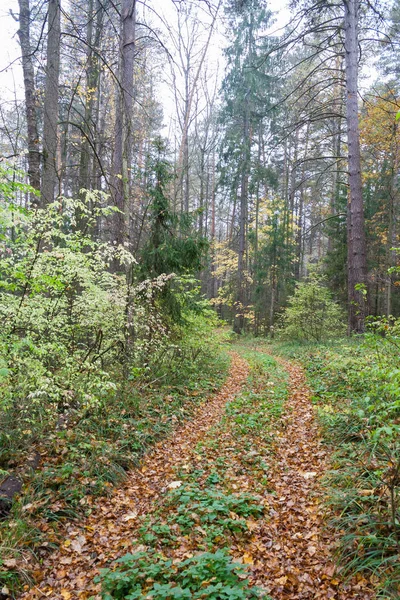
(280, 275, 345, 342)
(0, 184, 228, 593)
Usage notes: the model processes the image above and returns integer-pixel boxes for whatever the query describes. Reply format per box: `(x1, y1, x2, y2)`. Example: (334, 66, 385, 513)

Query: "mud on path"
(20, 353, 249, 600)
(250, 354, 375, 600)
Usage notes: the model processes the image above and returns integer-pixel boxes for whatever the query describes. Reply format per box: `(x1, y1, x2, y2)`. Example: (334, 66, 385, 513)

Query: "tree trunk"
(41, 0, 61, 206)
(78, 0, 104, 197)
(17, 0, 40, 201)
(210, 148, 218, 300)
(386, 120, 399, 317)
(233, 95, 250, 334)
(344, 0, 368, 333)
(112, 0, 136, 251)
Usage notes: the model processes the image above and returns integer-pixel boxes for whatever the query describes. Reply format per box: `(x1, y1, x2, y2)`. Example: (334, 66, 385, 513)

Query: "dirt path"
(19, 350, 376, 600)
(248, 355, 375, 600)
(20, 353, 249, 600)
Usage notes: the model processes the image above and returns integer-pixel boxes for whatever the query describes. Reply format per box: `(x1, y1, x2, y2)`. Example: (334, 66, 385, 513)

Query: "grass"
(272, 335, 400, 599)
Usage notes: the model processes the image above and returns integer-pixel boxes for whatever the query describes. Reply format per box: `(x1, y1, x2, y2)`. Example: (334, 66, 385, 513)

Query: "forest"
(0, 0, 400, 598)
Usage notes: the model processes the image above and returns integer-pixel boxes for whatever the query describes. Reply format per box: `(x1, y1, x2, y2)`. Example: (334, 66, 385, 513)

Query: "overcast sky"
(0, 0, 290, 127)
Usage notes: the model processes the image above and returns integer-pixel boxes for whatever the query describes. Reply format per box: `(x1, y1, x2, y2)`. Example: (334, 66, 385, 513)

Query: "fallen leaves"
(19, 353, 250, 600)
(302, 471, 318, 479)
(246, 353, 375, 600)
(3, 559, 17, 568)
(242, 553, 254, 565)
(17, 351, 376, 600)
(307, 545, 317, 556)
(122, 510, 138, 521)
(69, 536, 86, 554)
(167, 480, 183, 489)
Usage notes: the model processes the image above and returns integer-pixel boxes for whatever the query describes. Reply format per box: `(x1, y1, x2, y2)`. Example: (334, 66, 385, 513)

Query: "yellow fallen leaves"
(242, 553, 254, 565)
(246, 519, 258, 532)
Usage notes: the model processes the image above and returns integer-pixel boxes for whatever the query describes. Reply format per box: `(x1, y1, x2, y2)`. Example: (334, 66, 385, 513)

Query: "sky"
(0, 0, 291, 127)
(0, 0, 22, 100)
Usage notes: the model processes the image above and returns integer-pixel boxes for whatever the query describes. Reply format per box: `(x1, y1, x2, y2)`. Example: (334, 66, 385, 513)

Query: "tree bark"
(17, 0, 41, 200)
(78, 0, 104, 196)
(233, 92, 250, 334)
(112, 0, 136, 251)
(41, 0, 61, 207)
(344, 0, 368, 333)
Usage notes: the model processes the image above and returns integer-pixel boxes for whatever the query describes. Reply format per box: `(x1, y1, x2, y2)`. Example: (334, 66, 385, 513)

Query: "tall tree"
(112, 0, 136, 249)
(17, 0, 41, 198)
(220, 0, 273, 333)
(41, 0, 61, 206)
(281, 0, 378, 331)
(344, 0, 368, 332)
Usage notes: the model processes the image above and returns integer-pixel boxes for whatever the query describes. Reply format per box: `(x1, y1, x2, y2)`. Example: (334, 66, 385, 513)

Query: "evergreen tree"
(219, 0, 275, 333)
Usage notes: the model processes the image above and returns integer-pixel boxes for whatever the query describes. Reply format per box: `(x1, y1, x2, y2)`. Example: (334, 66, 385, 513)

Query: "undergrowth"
(95, 345, 286, 599)
(0, 317, 228, 597)
(273, 329, 400, 599)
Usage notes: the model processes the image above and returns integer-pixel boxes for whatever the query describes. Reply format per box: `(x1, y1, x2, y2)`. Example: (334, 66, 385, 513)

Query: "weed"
(96, 549, 263, 599)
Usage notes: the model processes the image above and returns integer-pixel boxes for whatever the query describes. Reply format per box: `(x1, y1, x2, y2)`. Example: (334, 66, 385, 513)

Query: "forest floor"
(17, 342, 376, 600)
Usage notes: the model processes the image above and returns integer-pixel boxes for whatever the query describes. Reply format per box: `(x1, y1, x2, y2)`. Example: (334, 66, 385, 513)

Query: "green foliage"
(280, 275, 345, 341)
(141, 139, 203, 277)
(96, 550, 261, 599)
(0, 186, 228, 593)
(140, 139, 208, 324)
(140, 482, 263, 549)
(0, 163, 39, 207)
(1, 193, 130, 456)
(250, 202, 296, 335)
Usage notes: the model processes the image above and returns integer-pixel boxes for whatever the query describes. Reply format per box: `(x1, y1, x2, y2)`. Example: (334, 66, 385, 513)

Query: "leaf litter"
(17, 350, 376, 600)
(19, 353, 249, 599)
(244, 354, 376, 599)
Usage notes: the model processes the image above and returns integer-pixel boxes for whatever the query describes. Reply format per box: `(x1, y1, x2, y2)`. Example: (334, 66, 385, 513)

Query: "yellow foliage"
(360, 92, 400, 182)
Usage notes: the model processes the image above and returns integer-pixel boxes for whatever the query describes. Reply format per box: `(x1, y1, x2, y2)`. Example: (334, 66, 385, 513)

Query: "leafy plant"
(0, 185, 228, 594)
(280, 275, 345, 342)
(96, 550, 262, 599)
(140, 482, 263, 549)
